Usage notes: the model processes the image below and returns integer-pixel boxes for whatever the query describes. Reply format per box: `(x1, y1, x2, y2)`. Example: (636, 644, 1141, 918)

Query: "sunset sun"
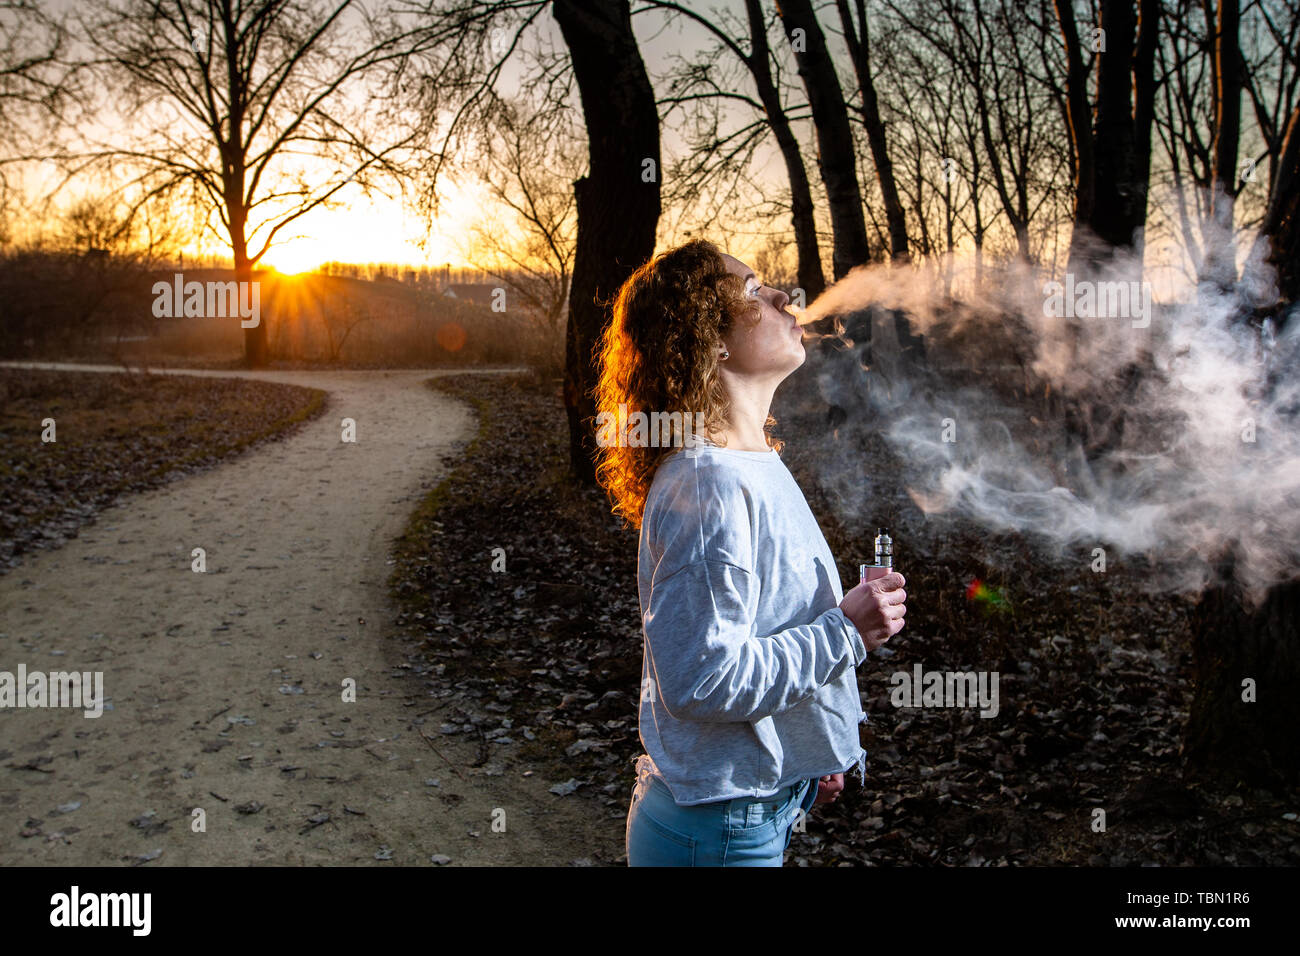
(268, 242, 320, 275)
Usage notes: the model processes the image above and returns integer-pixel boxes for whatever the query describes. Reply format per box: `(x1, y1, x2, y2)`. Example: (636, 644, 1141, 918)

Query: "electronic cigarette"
(859, 528, 893, 585)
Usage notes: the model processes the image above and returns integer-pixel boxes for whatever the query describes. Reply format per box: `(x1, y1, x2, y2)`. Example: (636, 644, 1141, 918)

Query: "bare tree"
(0, 0, 74, 147)
(1179, 4, 1300, 789)
(0, 0, 81, 241)
(1204, 0, 1243, 290)
(322, 294, 373, 363)
(553, 0, 661, 484)
(870, 6, 999, 280)
(1148, 0, 1295, 289)
(1154, 0, 1217, 283)
(777, 0, 871, 277)
(877, 0, 1070, 266)
(1241, 0, 1300, 193)
(71, 0, 428, 366)
(1257, 100, 1299, 304)
(1237, 0, 1299, 299)
(1055, 0, 1161, 270)
(458, 91, 580, 374)
(393, 0, 659, 479)
(836, 0, 909, 261)
(637, 0, 827, 298)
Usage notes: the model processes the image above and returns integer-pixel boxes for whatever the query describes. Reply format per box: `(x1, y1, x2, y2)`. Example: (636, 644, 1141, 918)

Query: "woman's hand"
(839, 571, 907, 651)
(814, 773, 844, 805)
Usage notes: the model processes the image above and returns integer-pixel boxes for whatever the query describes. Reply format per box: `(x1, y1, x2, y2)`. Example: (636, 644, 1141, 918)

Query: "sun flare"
(268, 243, 321, 275)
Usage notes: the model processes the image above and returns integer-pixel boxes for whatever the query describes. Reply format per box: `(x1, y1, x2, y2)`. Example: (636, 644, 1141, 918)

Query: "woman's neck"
(708, 370, 780, 451)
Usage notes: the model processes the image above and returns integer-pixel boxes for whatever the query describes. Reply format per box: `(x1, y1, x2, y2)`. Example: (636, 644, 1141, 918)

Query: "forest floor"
(389, 371, 1300, 866)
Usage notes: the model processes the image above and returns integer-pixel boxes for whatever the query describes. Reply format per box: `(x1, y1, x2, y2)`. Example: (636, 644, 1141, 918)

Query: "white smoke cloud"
(798, 246, 1300, 606)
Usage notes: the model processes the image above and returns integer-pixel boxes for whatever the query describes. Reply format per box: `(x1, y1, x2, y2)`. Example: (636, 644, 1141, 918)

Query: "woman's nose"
(769, 286, 790, 310)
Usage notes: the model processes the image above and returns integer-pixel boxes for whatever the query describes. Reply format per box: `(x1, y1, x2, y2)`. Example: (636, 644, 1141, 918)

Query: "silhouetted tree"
(777, 0, 871, 277)
(553, 0, 661, 483)
(836, 0, 909, 261)
(1055, 0, 1160, 270)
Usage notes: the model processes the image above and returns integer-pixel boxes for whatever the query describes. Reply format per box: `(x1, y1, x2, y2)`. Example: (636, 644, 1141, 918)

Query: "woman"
(593, 238, 908, 867)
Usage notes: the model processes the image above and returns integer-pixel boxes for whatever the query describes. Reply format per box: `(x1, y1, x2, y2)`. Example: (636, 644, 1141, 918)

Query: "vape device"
(859, 528, 893, 585)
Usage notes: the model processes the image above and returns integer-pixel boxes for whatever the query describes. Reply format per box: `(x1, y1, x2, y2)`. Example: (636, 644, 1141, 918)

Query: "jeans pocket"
(629, 805, 698, 866)
(643, 811, 696, 849)
(730, 785, 800, 832)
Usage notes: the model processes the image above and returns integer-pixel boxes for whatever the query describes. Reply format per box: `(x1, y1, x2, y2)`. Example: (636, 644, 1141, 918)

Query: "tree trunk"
(1184, 553, 1300, 787)
(553, 0, 661, 484)
(1186, 109, 1300, 776)
(1055, 0, 1095, 253)
(1204, 0, 1242, 291)
(1257, 103, 1300, 312)
(1057, 0, 1159, 271)
(1090, 0, 1150, 253)
(744, 0, 824, 299)
(1131, 0, 1159, 251)
(231, 243, 267, 368)
(776, 0, 870, 278)
(837, 0, 909, 262)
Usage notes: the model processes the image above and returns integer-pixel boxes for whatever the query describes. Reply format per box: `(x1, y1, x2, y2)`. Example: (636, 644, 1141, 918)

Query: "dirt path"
(0, 364, 619, 866)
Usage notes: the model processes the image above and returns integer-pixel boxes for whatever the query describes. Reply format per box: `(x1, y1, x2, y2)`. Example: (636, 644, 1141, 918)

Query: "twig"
(418, 730, 467, 781)
(412, 697, 457, 719)
(471, 724, 490, 768)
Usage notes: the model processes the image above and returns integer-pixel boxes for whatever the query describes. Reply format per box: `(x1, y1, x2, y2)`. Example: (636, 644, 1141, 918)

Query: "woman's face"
(719, 253, 806, 376)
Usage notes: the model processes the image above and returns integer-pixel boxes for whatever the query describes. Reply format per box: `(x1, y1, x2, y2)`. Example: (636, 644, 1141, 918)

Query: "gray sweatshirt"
(635, 439, 870, 806)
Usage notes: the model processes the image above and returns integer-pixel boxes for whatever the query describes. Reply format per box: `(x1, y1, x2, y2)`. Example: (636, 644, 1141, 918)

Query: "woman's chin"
(781, 347, 807, 376)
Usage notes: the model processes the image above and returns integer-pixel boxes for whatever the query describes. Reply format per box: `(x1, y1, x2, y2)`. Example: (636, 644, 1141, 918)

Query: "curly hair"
(593, 238, 786, 531)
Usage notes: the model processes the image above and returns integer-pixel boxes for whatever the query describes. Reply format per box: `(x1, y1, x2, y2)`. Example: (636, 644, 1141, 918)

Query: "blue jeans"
(625, 755, 820, 866)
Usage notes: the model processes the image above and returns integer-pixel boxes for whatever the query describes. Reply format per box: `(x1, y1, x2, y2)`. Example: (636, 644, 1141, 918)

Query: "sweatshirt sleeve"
(642, 557, 869, 723)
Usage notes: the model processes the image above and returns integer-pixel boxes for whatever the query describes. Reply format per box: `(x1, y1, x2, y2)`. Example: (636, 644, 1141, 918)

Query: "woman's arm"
(642, 558, 867, 723)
